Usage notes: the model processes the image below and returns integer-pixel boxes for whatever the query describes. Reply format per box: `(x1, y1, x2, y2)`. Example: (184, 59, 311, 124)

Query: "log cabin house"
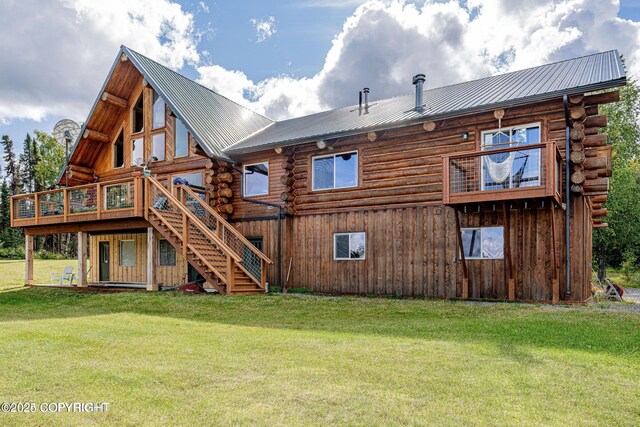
(11, 46, 626, 301)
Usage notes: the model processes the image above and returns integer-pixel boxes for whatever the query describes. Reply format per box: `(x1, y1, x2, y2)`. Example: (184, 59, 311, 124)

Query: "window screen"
(313, 152, 358, 190)
(158, 239, 176, 266)
(119, 240, 135, 267)
(461, 227, 504, 259)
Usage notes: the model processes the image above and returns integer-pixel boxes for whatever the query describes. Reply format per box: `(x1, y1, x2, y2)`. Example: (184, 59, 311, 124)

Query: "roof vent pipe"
(359, 91, 363, 110)
(413, 74, 425, 111)
(363, 88, 370, 109)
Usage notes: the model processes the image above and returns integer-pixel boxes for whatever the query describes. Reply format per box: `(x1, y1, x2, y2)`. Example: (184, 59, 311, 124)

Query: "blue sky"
(1, 0, 640, 170)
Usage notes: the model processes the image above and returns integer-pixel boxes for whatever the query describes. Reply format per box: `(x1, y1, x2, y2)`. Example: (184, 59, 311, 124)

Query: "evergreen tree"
(19, 133, 42, 193)
(33, 130, 64, 189)
(1, 135, 21, 194)
(0, 180, 10, 235)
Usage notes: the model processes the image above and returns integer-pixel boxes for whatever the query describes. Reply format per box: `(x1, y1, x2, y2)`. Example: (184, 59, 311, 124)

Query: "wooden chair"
(50, 266, 77, 286)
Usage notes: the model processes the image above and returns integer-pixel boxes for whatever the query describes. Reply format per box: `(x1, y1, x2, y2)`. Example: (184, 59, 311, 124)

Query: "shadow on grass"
(0, 287, 639, 361)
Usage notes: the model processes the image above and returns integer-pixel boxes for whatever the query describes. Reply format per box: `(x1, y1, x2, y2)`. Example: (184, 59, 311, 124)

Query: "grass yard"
(0, 259, 76, 290)
(0, 261, 639, 426)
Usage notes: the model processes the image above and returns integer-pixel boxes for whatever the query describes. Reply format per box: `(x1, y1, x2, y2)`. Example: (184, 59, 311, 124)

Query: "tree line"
(0, 131, 74, 258)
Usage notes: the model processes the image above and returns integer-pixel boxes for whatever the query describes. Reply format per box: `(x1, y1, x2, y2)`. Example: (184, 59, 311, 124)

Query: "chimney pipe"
(363, 88, 370, 109)
(359, 91, 363, 110)
(413, 74, 425, 111)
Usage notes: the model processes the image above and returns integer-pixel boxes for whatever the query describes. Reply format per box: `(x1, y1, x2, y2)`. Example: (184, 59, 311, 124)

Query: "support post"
(502, 203, 515, 301)
(454, 210, 469, 299)
(25, 234, 34, 286)
(146, 227, 158, 291)
(227, 254, 235, 295)
(550, 203, 560, 303)
(77, 232, 88, 287)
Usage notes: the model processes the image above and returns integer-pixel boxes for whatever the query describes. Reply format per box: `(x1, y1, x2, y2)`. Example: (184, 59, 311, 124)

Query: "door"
(99, 241, 110, 282)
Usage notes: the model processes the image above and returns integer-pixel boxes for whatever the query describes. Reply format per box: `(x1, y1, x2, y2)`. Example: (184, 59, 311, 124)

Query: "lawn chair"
(50, 266, 77, 286)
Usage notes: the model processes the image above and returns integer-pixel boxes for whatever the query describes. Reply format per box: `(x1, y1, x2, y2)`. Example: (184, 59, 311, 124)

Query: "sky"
(1, 0, 640, 171)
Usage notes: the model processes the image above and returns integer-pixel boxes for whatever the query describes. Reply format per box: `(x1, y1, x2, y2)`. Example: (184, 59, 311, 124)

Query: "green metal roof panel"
(225, 50, 625, 154)
(123, 46, 273, 160)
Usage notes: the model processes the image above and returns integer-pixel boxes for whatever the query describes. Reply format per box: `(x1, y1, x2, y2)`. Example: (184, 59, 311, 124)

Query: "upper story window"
(243, 162, 269, 196)
(132, 93, 144, 134)
(113, 130, 124, 168)
(312, 151, 358, 191)
(132, 137, 143, 166)
(152, 133, 165, 162)
(481, 124, 540, 190)
(175, 118, 189, 158)
(461, 227, 504, 260)
(152, 91, 165, 129)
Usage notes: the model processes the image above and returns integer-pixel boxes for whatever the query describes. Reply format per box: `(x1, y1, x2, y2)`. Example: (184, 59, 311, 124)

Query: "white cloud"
(250, 16, 277, 42)
(2, 0, 640, 128)
(197, 0, 640, 121)
(0, 0, 199, 123)
(199, 1, 209, 13)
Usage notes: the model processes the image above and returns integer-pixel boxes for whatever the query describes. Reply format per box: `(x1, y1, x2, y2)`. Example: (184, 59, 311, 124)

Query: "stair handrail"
(178, 184, 273, 265)
(147, 177, 242, 263)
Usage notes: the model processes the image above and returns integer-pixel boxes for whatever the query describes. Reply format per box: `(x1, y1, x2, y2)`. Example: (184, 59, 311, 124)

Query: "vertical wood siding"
(89, 231, 187, 285)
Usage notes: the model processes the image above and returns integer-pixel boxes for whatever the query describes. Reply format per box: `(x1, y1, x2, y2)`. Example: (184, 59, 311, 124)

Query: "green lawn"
(0, 259, 76, 290)
(0, 262, 639, 426)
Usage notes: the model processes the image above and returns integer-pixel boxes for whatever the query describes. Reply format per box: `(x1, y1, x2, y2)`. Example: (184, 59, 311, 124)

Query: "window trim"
(112, 127, 125, 169)
(480, 122, 541, 150)
(333, 232, 366, 261)
(243, 161, 269, 196)
(157, 238, 176, 267)
(174, 118, 190, 159)
(119, 239, 136, 267)
(131, 92, 145, 135)
(480, 122, 541, 191)
(311, 150, 359, 191)
(169, 170, 204, 190)
(151, 131, 166, 162)
(131, 136, 144, 167)
(151, 90, 166, 130)
(460, 227, 504, 260)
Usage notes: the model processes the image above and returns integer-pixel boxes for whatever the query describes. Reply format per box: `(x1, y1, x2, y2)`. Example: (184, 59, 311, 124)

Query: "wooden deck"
(442, 141, 562, 206)
(11, 177, 145, 228)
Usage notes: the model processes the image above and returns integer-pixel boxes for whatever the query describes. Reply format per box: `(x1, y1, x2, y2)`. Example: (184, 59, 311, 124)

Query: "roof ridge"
(121, 45, 273, 123)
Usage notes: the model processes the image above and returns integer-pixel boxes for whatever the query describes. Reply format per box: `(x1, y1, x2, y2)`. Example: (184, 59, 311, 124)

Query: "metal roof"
(225, 50, 626, 155)
(123, 46, 273, 160)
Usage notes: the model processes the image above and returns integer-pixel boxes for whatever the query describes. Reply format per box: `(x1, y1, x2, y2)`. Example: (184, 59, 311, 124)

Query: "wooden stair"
(145, 178, 270, 295)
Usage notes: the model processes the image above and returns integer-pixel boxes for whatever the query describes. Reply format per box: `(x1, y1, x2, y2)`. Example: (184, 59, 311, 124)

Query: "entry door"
(99, 241, 110, 282)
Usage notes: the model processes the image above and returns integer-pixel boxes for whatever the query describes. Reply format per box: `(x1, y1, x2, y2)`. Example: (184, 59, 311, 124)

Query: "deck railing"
(443, 142, 562, 205)
(11, 177, 144, 227)
(176, 184, 272, 287)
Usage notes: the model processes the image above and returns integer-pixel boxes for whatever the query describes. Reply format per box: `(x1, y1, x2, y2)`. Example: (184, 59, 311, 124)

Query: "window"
(132, 93, 144, 133)
(131, 137, 144, 166)
(152, 91, 165, 129)
(157, 239, 176, 266)
(313, 151, 358, 190)
(119, 240, 135, 267)
(481, 124, 541, 190)
(461, 227, 504, 260)
(334, 232, 365, 260)
(243, 162, 269, 196)
(172, 172, 203, 188)
(152, 133, 165, 162)
(175, 118, 189, 157)
(113, 130, 124, 168)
